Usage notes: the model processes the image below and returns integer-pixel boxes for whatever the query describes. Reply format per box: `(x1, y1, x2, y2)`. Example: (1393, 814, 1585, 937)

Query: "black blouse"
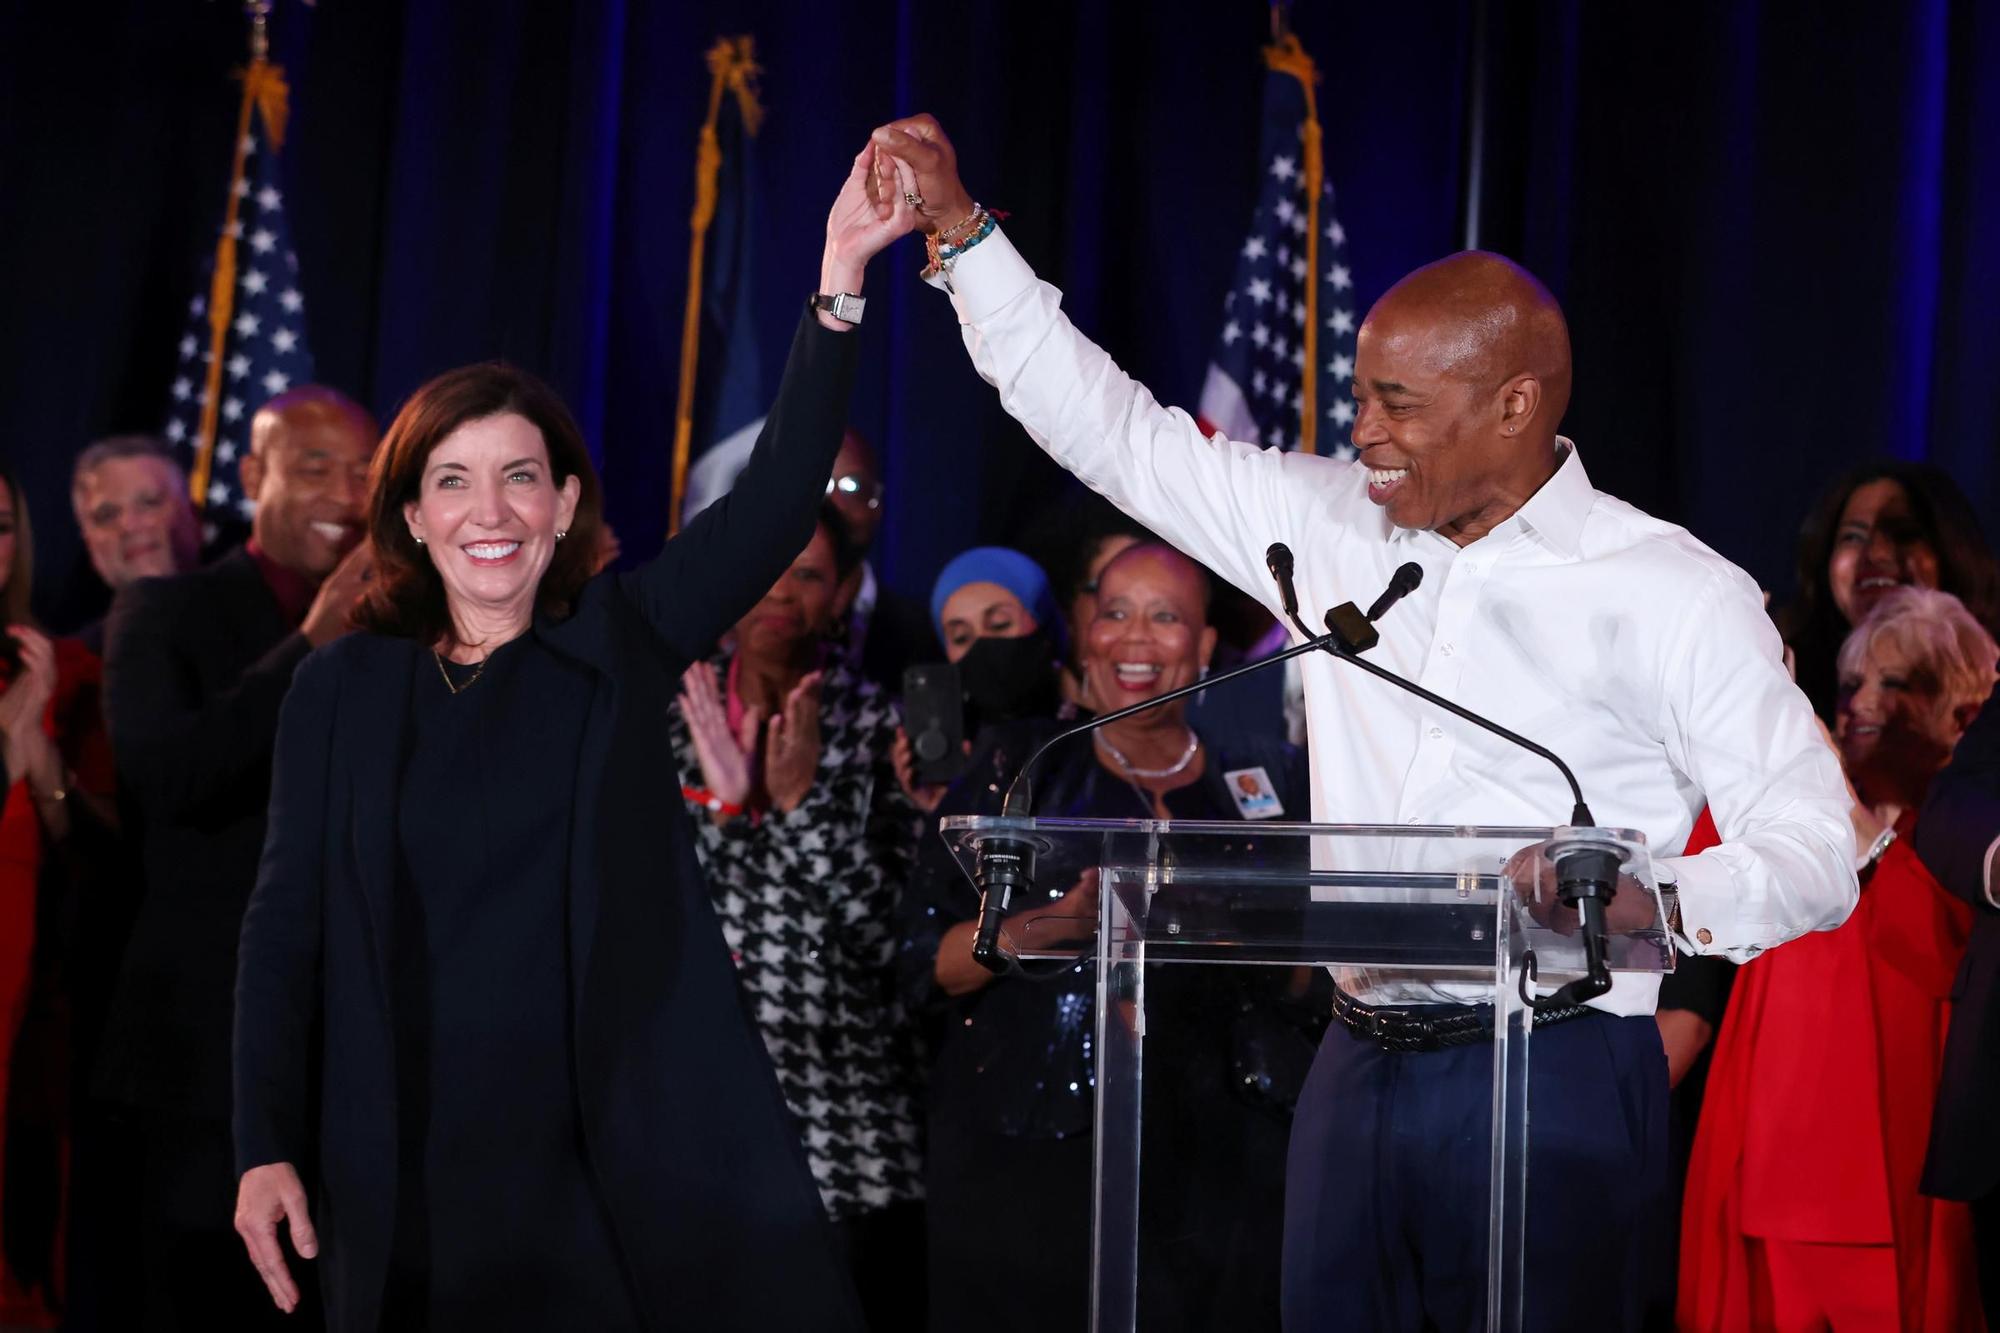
(386, 636, 638, 1329)
(896, 721, 1317, 1140)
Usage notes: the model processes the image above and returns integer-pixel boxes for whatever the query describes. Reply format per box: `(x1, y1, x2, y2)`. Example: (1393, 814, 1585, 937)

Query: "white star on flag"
(249, 228, 276, 254)
(256, 185, 282, 210)
(209, 481, 229, 505)
(179, 334, 198, 359)
(1328, 352, 1354, 378)
(1328, 264, 1353, 290)
(1270, 154, 1297, 182)
(217, 441, 237, 464)
(171, 377, 192, 401)
(1221, 321, 1242, 344)
(1275, 199, 1297, 225)
(241, 269, 268, 295)
(228, 353, 251, 379)
(1247, 277, 1273, 305)
(223, 397, 244, 423)
(279, 289, 303, 313)
(261, 370, 291, 396)
(1328, 308, 1356, 335)
(1329, 400, 1356, 426)
(1289, 256, 1308, 282)
(1251, 323, 1271, 348)
(166, 419, 186, 442)
(1326, 220, 1346, 245)
(234, 312, 261, 337)
(234, 177, 251, 198)
(1243, 236, 1268, 261)
(271, 327, 298, 353)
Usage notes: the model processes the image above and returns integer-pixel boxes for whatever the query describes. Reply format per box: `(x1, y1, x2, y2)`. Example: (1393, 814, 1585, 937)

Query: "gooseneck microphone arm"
(1262, 542, 1615, 1010)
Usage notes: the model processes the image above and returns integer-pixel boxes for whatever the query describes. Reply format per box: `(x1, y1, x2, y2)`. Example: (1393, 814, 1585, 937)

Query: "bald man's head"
(241, 385, 379, 579)
(1349, 251, 1573, 545)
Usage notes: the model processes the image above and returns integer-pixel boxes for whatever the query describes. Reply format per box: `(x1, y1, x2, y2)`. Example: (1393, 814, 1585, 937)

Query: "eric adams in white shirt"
(926, 225, 1856, 1016)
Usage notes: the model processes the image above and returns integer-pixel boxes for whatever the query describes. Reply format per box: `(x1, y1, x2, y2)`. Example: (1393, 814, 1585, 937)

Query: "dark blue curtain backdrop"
(3, 1, 1996, 625)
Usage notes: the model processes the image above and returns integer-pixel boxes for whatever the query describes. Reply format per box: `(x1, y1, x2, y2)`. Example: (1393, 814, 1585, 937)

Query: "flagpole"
(1461, 0, 1491, 250)
(1265, 21, 1322, 455)
(189, 1, 292, 510)
(668, 37, 761, 535)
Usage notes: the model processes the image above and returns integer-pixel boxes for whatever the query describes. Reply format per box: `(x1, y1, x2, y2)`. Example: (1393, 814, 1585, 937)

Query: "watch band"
(811, 291, 865, 325)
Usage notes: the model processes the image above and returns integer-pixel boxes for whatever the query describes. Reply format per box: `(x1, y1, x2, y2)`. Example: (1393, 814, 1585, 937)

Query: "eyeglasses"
(826, 473, 884, 510)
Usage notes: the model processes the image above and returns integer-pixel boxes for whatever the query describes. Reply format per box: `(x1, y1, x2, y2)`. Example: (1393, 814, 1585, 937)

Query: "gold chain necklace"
(434, 650, 488, 695)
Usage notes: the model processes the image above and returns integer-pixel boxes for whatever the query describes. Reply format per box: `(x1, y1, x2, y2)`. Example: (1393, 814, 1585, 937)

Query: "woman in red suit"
(1680, 585, 1996, 1331)
(0, 464, 116, 1327)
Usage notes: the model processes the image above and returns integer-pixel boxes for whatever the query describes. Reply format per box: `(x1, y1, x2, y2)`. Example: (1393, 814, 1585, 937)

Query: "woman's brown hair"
(355, 362, 604, 646)
(0, 461, 37, 628)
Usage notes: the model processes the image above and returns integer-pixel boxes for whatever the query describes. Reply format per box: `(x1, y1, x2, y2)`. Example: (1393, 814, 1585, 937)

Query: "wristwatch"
(810, 291, 865, 325)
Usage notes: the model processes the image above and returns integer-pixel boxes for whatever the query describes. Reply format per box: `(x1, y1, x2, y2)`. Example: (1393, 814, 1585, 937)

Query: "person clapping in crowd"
(1681, 586, 1997, 1330)
(670, 505, 926, 1329)
(0, 461, 116, 1328)
(895, 543, 1313, 1333)
(230, 145, 912, 1332)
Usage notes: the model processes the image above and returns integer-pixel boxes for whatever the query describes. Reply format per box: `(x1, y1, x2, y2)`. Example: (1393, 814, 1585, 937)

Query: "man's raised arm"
(873, 115, 1332, 611)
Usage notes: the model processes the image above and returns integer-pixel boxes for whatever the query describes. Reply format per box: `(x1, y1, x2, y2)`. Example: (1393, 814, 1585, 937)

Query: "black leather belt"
(1330, 984, 1593, 1053)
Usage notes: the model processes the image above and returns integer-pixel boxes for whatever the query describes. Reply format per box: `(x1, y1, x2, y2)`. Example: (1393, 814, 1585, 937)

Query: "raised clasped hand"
(865, 114, 975, 236)
(823, 143, 922, 291)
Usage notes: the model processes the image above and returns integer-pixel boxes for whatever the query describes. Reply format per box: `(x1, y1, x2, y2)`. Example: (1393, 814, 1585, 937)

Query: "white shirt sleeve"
(1652, 564, 1859, 959)
(935, 227, 1332, 614)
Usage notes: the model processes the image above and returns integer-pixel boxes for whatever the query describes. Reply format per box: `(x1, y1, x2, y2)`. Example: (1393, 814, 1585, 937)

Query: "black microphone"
(1265, 543, 1299, 618)
(1366, 561, 1424, 622)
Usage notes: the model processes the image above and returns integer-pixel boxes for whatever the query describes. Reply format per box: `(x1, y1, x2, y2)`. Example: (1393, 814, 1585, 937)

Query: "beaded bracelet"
(924, 208, 998, 284)
(681, 783, 745, 819)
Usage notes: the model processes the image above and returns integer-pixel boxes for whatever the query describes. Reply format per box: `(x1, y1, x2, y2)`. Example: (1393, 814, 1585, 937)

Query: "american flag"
(1196, 43, 1357, 461)
(163, 83, 314, 533)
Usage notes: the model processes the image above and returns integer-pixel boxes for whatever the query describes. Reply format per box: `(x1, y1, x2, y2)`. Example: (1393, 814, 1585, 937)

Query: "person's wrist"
(819, 250, 866, 297)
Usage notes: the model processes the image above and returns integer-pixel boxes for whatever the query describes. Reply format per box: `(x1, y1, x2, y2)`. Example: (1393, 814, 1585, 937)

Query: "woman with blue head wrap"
(927, 546, 1065, 725)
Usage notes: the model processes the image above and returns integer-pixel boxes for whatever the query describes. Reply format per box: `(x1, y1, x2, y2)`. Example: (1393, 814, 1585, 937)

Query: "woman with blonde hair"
(1682, 586, 1998, 1330)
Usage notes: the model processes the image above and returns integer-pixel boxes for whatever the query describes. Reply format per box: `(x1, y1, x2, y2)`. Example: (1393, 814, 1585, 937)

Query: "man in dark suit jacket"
(1918, 677, 2000, 1323)
(99, 386, 376, 1330)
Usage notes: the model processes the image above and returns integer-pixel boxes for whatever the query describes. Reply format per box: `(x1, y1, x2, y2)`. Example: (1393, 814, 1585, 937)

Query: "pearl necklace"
(1095, 727, 1200, 780)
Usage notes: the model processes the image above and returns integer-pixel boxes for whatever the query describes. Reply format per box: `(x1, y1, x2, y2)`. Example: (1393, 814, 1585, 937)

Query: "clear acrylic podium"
(940, 817, 1674, 1333)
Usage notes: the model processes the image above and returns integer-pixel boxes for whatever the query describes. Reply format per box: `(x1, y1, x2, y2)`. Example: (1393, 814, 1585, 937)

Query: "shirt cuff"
(923, 226, 1038, 324)
(1655, 851, 1761, 961)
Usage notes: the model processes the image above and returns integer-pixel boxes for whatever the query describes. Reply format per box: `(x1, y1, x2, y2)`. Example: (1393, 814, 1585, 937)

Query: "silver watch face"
(830, 292, 865, 323)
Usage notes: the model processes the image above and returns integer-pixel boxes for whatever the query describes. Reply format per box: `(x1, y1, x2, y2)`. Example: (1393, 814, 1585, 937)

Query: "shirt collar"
(1382, 436, 1592, 558)
(1512, 437, 1592, 558)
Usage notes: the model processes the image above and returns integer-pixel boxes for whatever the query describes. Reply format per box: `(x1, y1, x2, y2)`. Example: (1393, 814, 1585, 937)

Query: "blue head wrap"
(929, 546, 1061, 642)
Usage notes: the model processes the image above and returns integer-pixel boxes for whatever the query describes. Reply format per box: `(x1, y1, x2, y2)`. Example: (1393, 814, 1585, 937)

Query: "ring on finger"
(903, 191, 926, 209)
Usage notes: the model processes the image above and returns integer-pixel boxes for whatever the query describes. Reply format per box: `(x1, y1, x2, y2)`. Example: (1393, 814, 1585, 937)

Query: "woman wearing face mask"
(668, 507, 925, 1329)
(231, 149, 914, 1332)
(1681, 587, 1996, 1331)
(1777, 461, 2000, 724)
(894, 543, 1316, 1333)
(891, 546, 1065, 812)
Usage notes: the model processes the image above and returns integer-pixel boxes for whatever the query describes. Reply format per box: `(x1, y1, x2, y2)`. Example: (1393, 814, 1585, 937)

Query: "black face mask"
(957, 631, 1060, 727)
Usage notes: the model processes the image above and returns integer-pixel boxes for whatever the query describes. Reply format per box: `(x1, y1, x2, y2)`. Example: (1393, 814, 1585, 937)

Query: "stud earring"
(414, 536, 425, 546)
(556, 529, 568, 541)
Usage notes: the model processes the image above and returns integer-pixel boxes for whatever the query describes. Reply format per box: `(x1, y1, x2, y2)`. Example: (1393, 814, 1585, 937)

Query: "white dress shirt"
(933, 228, 1858, 1014)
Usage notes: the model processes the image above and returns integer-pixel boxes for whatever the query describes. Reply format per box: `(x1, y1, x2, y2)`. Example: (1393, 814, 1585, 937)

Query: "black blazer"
(98, 545, 314, 1121)
(1918, 679, 2000, 1202)
(234, 314, 865, 1333)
